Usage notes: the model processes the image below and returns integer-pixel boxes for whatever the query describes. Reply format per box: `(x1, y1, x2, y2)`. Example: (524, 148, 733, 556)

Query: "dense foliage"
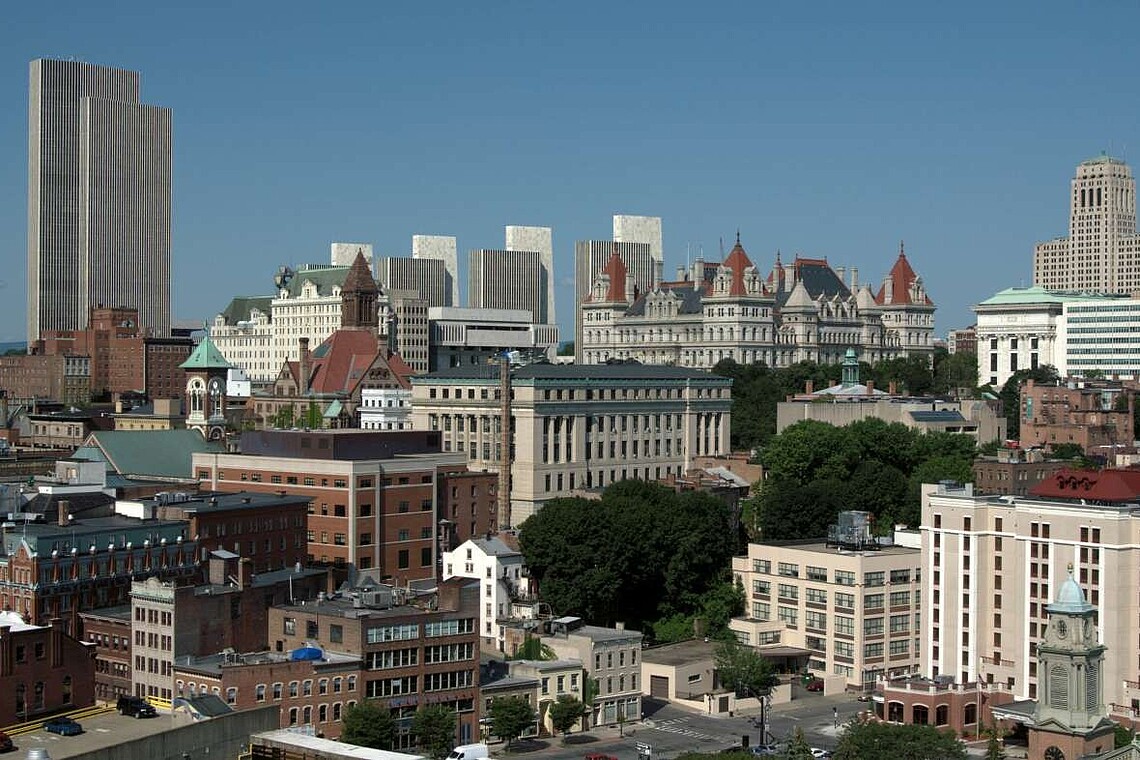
(997, 365, 1059, 440)
(412, 706, 457, 760)
(518, 480, 744, 642)
(548, 694, 588, 736)
(341, 699, 397, 750)
(714, 638, 777, 697)
(834, 720, 966, 760)
(713, 350, 979, 451)
(490, 696, 537, 748)
(751, 418, 976, 538)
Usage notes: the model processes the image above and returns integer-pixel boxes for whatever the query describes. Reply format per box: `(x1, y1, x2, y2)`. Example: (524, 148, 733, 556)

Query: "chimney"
(850, 267, 858, 289)
(692, 256, 704, 283)
(866, 380, 875, 395)
(240, 558, 253, 589)
(58, 500, 70, 528)
(0, 391, 7, 428)
(615, 621, 625, 631)
(888, 381, 897, 395)
(299, 337, 311, 395)
(805, 379, 814, 395)
(836, 266, 846, 284)
(676, 265, 687, 281)
(625, 274, 636, 303)
(881, 275, 894, 304)
(50, 618, 64, 667)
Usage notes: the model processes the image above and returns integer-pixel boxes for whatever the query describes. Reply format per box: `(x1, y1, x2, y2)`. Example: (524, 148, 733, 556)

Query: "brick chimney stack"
(58, 500, 70, 527)
(866, 380, 875, 396)
(299, 337, 311, 395)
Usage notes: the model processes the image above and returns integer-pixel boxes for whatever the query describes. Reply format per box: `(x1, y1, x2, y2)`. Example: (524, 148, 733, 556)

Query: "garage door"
(650, 675, 670, 698)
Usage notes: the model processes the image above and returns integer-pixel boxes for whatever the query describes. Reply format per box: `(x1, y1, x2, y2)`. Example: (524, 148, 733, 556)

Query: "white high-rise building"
(28, 59, 172, 341)
(411, 235, 458, 306)
(468, 249, 545, 322)
(330, 243, 373, 267)
(505, 226, 555, 325)
(1034, 154, 1140, 293)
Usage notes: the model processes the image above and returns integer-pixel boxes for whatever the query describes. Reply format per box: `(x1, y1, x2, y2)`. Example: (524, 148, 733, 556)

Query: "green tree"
(1050, 442, 1085, 460)
(1114, 722, 1135, 749)
(783, 727, 815, 760)
(759, 420, 859, 485)
(933, 349, 979, 395)
(872, 355, 936, 396)
(714, 638, 776, 698)
(548, 694, 587, 737)
(756, 477, 848, 540)
(650, 612, 695, 644)
(304, 400, 322, 428)
(834, 721, 966, 760)
(509, 636, 556, 660)
(490, 696, 537, 749)
(412, 705, 457, 760)
(341, 699, 397, 750)
(273, 403, 296, 429)
(558, 341, 575, 356)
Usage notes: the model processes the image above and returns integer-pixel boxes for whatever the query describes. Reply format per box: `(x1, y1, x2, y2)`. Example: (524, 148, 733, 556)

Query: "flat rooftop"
(753, 541, 920, 557)
(642, 639, 718, 666)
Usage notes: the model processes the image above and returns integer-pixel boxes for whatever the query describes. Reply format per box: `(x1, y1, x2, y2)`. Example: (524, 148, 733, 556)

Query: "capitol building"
(579, 235, 935, 368)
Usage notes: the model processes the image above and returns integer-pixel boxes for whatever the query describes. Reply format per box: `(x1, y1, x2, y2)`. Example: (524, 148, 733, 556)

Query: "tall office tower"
(27, 59, 172, 343)
(613, 214, 664, 277)
(468, 249, 545, 322)
(378, 256, 452, 308)
(1034, 154, 1140, 293)
(330, 242, 373, 267)
(573, 239, 656, 362)
(412, 235, 458, 306)
(505, 226, 554, 325)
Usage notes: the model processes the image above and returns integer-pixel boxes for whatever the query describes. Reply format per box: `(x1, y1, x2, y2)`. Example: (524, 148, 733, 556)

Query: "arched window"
(255, 684, 266, 702)
(303, 706, 312, 725)
(319, 704, 328, 723)
(935, 704, 949, 726)
(289, 707, 298, 725)
(912, 704, 929, 725)
(963, 702, 977, 726)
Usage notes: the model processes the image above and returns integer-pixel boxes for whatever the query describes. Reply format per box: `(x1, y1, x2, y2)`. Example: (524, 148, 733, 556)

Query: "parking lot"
(12, 706, 181, 759)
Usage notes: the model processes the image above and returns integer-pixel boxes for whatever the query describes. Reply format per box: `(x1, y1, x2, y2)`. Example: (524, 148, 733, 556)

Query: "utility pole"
(498, 354, 512, 531)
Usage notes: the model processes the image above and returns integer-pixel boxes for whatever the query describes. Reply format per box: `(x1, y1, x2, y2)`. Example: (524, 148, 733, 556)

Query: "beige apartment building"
(731, 539, 923, 689)
(410, 364, 732, 524)
(540, 617, 643, 727)
(920, 477, 1140, 719)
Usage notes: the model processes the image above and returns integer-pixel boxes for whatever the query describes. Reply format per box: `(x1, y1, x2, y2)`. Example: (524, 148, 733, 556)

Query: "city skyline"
(2, 3, 1140, 345)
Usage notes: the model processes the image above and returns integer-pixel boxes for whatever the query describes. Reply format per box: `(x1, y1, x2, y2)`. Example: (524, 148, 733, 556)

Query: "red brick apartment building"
(192, 430, 496, 585)
(80, 604, 132, 700)
(267, 577, 482, 747)
(1020, 379, 1135, 455)
(0, 613, 95, 725)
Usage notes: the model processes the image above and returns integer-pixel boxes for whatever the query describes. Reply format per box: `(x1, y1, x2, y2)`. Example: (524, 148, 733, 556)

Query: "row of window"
(754, 560, 916, 586)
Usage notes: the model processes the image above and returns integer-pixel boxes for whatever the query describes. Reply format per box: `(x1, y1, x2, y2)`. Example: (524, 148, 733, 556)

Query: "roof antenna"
(719, 237, 724, 258)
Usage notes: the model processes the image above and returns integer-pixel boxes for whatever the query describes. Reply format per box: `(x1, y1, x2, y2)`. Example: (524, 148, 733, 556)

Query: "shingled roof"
(720, 234, 755, 297)
(285, 330, 411, 396)
(875, 244, 934, 306)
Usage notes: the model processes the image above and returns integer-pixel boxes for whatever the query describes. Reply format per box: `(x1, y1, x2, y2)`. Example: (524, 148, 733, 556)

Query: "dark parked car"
(117, 695, 157, 718)
(43, 717, 83, 736)
(0, 731, 13, 752)
(805, 678, 825, 692)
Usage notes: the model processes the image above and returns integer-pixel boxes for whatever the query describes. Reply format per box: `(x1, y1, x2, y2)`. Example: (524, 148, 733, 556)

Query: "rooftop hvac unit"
(826, 510, 879, 551)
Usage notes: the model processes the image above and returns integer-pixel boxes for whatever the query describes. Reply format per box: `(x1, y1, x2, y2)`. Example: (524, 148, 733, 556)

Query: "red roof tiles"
(1030, 467, 1140, 503)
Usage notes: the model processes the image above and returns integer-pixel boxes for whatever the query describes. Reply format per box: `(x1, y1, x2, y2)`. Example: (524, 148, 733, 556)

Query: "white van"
(447, 744, 489, 760)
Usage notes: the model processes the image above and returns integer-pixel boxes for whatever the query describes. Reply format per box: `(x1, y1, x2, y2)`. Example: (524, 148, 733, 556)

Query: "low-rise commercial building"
(972, 446, 1068, 496)
(540, 617, 643, 728)
(1020, 378, 1135, 455)
(0, 611, 95, 725)
(80, 604, 133, 700)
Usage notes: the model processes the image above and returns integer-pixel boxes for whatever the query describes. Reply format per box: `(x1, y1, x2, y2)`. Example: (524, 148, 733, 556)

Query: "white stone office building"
(412, 234, 459, 306)
(377, 255, 453, 309)
(358, 387, 413, 430)
(28, 59, 172, 341)
(428, 307, 559, 370)
(441, 536, 532, 651)
(468, 249, 549, 326)
(1059, 295, 1140, 379)
(1035, 154, 1140, 293)
(410, 364, 732, 524)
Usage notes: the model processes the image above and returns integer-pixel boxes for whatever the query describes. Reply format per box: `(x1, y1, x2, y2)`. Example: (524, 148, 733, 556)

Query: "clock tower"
(179, 329, 233, 441)
(1028, 566, 1114, 760)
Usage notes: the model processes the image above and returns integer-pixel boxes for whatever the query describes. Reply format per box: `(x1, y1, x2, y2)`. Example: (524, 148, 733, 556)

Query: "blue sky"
(2, 1, 1139, 345)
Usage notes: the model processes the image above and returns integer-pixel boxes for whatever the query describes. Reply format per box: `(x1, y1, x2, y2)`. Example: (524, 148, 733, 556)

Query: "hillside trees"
(518, 480, 742, 641)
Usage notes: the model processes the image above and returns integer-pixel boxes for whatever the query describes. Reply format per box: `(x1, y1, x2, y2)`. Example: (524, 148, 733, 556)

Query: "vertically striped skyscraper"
(468, 249, 546, 322)
(27, 59, 172, 343)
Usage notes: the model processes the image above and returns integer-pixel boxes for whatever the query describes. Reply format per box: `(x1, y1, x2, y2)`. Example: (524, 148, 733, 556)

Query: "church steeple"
(340, 249, 379, 330)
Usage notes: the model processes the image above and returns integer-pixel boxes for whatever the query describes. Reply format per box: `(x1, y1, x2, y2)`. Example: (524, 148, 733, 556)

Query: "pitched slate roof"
(772, 257, 851, 309)
(624, 281, 706, 316)
(78, 430, 225, 479)
(340, 250, 379, 295)
(180, 333, 234, 370)
(220, 296, 273, 325)
(875, 246, 934, 306)
(721, 235, 755, 297)
(284, 265, 350, 298)
(285, 331, 410, 396)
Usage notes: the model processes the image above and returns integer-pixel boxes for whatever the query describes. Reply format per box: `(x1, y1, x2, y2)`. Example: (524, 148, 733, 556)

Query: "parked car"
(810, 749, 833, 759)
(43, 717, 83, 736)
(805, 678, 825, 692)
(0, 731, 13, 752)
(750, 745, 782, 757)
(586, 755, 619, 760)
(117, 695, 157, 718)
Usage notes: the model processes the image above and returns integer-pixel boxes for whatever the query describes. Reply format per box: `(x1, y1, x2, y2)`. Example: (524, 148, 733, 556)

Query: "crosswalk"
(645, 717, 724, 743)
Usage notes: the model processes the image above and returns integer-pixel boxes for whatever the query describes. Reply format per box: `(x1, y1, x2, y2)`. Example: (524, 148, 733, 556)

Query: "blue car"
(43, 717, 82, 736)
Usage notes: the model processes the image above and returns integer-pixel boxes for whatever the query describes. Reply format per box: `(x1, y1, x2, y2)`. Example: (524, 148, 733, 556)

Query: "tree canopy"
(834, 720, 966, 760)
(548, 694, 587, 736)
(998, 365, 1059, 440)
(412, 706, 457, 760)
(714, 638, 777, 698)
(490, 696, 537, 748)
(753, 418, 977, 539)
(519, 480, 743, 640)
(341, 699, 397, 750)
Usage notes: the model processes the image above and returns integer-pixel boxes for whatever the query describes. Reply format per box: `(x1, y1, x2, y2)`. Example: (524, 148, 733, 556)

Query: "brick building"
(129, 555, 330, 700)
(0, 505, 198, 633)
(173, 648, 362, 736)
(192, 430, 497, 584)
(1020, 379, 1135, 455)
(119, 490, 311, 572)
(972, 446, 1068, 496)
(0, 353, 90, 405)
(0, 612, 96, 725)
(268, 577, 482, 748)
(80, 604, 133, 700)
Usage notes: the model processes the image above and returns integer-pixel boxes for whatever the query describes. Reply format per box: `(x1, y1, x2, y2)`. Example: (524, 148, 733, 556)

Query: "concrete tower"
(27, 59, 172, 342)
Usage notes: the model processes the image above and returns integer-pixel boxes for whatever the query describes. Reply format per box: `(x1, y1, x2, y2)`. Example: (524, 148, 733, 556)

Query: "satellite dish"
(273, 265, 295, 290)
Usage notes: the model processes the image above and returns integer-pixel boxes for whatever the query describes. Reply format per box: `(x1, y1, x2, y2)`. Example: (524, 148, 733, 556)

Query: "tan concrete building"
(411, 364, 732, 524)
(920, 477, 1140, 721)
(730, 537, 923, 690)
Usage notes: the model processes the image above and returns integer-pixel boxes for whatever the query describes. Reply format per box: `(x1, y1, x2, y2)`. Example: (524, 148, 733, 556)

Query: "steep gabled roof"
(180, 333, 234, 370)
(721, 234, 754, 297)
(624, 282, 706, 316)
(341, 249, 379, 295)
(600, 248, 628, 302)
(220, 296, 273, 325)
(875, 244, 934, 306)
(782, 279, 815, 309)
(772, 256, 851, 308)
(78, 430, 224, 479)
